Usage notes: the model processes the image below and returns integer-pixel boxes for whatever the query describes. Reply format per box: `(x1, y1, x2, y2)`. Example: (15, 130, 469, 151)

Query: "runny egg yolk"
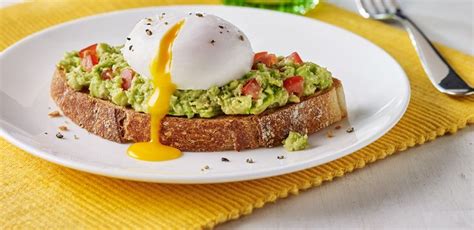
(127, 20, 185, 161)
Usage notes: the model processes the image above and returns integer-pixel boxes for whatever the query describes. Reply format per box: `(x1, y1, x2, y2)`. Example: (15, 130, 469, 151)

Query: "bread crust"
(51, 69, 347, 151)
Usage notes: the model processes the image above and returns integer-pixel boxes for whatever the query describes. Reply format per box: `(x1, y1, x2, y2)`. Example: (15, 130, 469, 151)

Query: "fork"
(356, 0, 474, 96)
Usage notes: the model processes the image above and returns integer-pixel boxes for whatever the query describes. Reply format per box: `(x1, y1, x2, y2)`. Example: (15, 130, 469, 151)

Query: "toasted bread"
(51, 68, 347, 151)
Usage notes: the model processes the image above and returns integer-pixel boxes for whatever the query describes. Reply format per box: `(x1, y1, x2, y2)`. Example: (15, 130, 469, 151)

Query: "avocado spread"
(283, 131, 309, 151)
(58, 43, 333, 118)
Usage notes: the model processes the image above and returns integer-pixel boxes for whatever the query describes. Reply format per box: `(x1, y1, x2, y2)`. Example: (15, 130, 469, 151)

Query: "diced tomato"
(79, 44, 98, 59)
(120, 68, 134, 90)
(101, 68, 113, 80)
(242, 78, 261, 99)
(80, 55, 95, 72)
(253, 51, 277, 68)
(79, 44, 99, 71)
(283, 76, 304, 96)
(253, 52, 268, 63)
(88, 53, 99, 65)
(261, 54, 277, 67)
(287, 52, 303, 64)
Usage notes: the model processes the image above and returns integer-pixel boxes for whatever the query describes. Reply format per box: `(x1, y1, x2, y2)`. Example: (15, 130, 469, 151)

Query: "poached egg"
(124, 13, 254, 161)
(122, 12, 254, 90)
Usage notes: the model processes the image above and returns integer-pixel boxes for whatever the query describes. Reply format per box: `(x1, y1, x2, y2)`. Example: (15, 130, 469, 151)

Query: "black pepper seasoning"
(246, 158, 255, 164)
(346, 127, 354, 133)
(218, 25, 224, 29)
(239, 35, 244, 41)
(129, 45, 133, 51)
(56, 132, 64, 139)
(145, 29, 153, 36)
(195, 13, 204, 17)
(164, 22, 169, 25)
(126, 37, 131, 41)
(210, 40, 215, 45)
(221, 157, 230, 162)
(277, 155, 285, 160)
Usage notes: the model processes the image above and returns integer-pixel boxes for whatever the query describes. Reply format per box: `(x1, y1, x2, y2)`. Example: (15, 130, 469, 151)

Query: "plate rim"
(0, 5, 411, 184)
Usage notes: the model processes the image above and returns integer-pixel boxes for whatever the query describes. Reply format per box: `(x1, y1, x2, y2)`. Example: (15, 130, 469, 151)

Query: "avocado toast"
(51, 43, 347, 151)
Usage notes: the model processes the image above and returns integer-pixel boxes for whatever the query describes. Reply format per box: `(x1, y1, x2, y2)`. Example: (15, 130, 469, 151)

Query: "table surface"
(1, 0, 473, 229)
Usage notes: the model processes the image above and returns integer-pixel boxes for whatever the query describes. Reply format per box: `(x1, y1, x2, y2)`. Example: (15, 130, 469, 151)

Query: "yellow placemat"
(1, 1, 473, 229)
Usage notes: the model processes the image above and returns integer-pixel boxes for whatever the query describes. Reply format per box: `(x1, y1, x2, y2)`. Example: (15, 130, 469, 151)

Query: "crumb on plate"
(221, 157, 230, 162)
(56, 132, 64, 139)
(48, 111, 61, 117)
(327, 131, 334, 138)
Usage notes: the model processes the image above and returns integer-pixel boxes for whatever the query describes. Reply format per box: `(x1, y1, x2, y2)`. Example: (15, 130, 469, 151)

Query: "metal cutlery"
(356, 0, 473, 96)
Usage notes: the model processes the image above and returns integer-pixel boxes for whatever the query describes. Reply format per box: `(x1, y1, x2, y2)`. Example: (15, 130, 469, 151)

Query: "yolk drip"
(127, 20, 184, 161)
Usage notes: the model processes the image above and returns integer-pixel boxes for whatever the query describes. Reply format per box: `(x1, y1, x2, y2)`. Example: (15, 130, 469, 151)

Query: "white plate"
(0, 5, 409, 183)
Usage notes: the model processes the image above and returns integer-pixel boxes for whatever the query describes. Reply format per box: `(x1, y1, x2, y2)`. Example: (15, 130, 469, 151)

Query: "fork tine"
(389, 0, 401, 10)
(355, 0, 372, 18)
(380, 0, 392, 13)
(356, 0, 395, 20)
(389, 0, 401, 13)
(370, 0, 384, 14)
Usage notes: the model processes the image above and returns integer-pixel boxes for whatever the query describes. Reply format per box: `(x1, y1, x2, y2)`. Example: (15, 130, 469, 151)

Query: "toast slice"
(51, 68, 347, 151)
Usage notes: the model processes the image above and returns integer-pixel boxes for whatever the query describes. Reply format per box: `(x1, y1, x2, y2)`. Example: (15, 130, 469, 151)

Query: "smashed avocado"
(283, 131, 309, 151)
(58, 43, 333, 118)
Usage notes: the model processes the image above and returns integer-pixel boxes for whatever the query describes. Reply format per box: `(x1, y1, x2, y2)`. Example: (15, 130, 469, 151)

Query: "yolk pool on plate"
(127, 20, 185, 161)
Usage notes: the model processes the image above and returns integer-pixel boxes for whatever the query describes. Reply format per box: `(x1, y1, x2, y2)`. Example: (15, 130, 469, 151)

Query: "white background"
(1, 0, 473, 229)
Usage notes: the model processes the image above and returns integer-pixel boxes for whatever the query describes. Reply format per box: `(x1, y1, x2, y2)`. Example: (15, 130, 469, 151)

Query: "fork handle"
(394, 14, 472, 94)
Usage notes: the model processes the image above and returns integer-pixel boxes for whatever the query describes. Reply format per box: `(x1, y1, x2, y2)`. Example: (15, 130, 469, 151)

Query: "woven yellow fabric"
(1, 1, 473, 229)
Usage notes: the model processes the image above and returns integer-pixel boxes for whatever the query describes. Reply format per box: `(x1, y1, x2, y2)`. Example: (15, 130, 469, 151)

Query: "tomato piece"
(242, 78, 261, 99)
(287, 52, 303, 64)
(283, 76, 304, 96)
(80, 55, 94, 72)
(120, 68, 134, 90)
(79, 44, 98, 59)
(79, 44, 99, 70)
(253, 51, 268, 64)
(89, 53, 99, 65)
(261, 54, 277, 67)
(101, 68, 113, 80)
(253, 51, 277, 68)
